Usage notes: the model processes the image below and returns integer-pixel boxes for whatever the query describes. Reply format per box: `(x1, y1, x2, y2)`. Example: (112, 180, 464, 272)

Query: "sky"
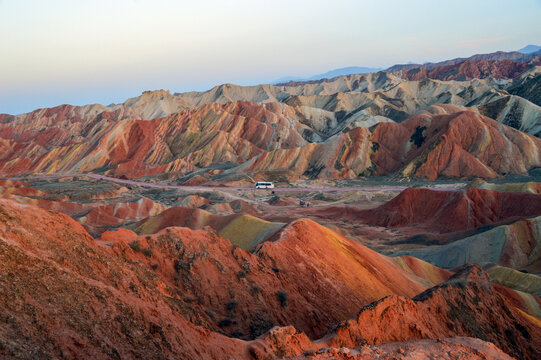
(1, 0, 540, 115)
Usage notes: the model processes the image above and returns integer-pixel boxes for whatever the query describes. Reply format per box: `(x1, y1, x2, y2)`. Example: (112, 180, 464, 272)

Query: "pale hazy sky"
(1, 0, 540, 114)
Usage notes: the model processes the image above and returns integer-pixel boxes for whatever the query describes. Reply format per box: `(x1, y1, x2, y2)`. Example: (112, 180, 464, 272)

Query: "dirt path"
(4, 173, 459, 192)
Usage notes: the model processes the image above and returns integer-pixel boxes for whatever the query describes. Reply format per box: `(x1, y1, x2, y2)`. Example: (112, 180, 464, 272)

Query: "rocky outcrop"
(287, 337, 514, 360)
(251, 265, 541, 360)
(371, 106, 541, 179)
(359, 188, 541, 234)
(319, 265, 541, 360)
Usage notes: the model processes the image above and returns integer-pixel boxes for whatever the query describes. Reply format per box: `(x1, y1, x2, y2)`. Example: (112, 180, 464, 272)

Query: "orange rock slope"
(1, 198, 540, 359)
(103, 217, 449, 340)
(251, 265, 541, 360)
(370, 105, 541, 179)
(0, 198, 249, 359)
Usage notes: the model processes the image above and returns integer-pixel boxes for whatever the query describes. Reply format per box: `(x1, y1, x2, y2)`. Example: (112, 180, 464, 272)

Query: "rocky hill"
(1, 55, 540, 181)
(1, 196, 539, 359)
(1, 101, 540, 181)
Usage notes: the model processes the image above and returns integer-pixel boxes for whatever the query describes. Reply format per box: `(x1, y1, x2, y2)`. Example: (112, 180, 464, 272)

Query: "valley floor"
(1, 174, 540, 359)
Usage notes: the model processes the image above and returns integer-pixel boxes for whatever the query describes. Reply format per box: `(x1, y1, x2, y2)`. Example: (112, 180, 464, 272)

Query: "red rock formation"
(99, 227, 138, 244)
(121, 217, 444, 339)
(0, 101, 310, 178)
(77, 197, 166, 235)
(252, 265, 541, 360)
(287, 337, 515, 359)
(370, 107, 541, 179)
(2, 99, 540, 180)
(358, 187, 541, 234)
(0, 179, 45, 197)
(0, 198, 538, 359)
(388, 49, 541, 80)
(320, 265, 541, 360)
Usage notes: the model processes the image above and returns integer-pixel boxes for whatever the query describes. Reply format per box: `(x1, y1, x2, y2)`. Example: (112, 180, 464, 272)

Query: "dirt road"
(4, 173, 460, 192)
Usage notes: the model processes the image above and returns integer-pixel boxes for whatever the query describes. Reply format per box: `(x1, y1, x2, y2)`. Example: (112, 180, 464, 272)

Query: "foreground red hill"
(1, 198, 538, 359)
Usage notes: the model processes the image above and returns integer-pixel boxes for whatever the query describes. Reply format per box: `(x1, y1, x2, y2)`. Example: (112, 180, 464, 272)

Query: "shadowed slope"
(0, 198, 251, 359)
(251, 266, 541, 360)
(118, 217, 446, 339)
(394, 215, 541, 272)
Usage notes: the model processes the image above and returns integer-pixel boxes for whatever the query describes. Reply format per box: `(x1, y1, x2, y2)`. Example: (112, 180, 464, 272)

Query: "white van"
(255, 181, 274, 189)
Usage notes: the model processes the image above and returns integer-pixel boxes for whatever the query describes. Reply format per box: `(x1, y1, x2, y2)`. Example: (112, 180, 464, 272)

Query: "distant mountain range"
(2, 60, 541, 181)
(275, 45, 540, 84)
(274, 66, 382, 84)
(387, 48, 541, 73)
(518, 44, 541, 54)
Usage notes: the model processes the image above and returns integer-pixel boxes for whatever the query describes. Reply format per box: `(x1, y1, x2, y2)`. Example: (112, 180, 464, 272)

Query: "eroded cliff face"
(1, 101, 540, 181)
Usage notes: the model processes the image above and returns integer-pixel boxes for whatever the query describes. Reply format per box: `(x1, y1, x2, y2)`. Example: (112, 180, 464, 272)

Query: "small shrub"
(151, 263, 159, 270)
(272, 267, 280, 274)
(175, 258, 190, 272)
(231, 330, 244, 339)
(129, 282, 138, 293)
(276, 291, 287, 307)
(251, 286, 261, 295)
(143, 248, 153, 257)
(205, 310, 215, 319)
(241, 257, 251, 272)
(237, 270, 247, 279)
(226, 301, 238, 312)
(250, 313, 274, 337)
(128, 240, 141, 252)
(149, 322, 163, 335)
(410, 126, 427, 147)
(218, 318, 233, 327)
